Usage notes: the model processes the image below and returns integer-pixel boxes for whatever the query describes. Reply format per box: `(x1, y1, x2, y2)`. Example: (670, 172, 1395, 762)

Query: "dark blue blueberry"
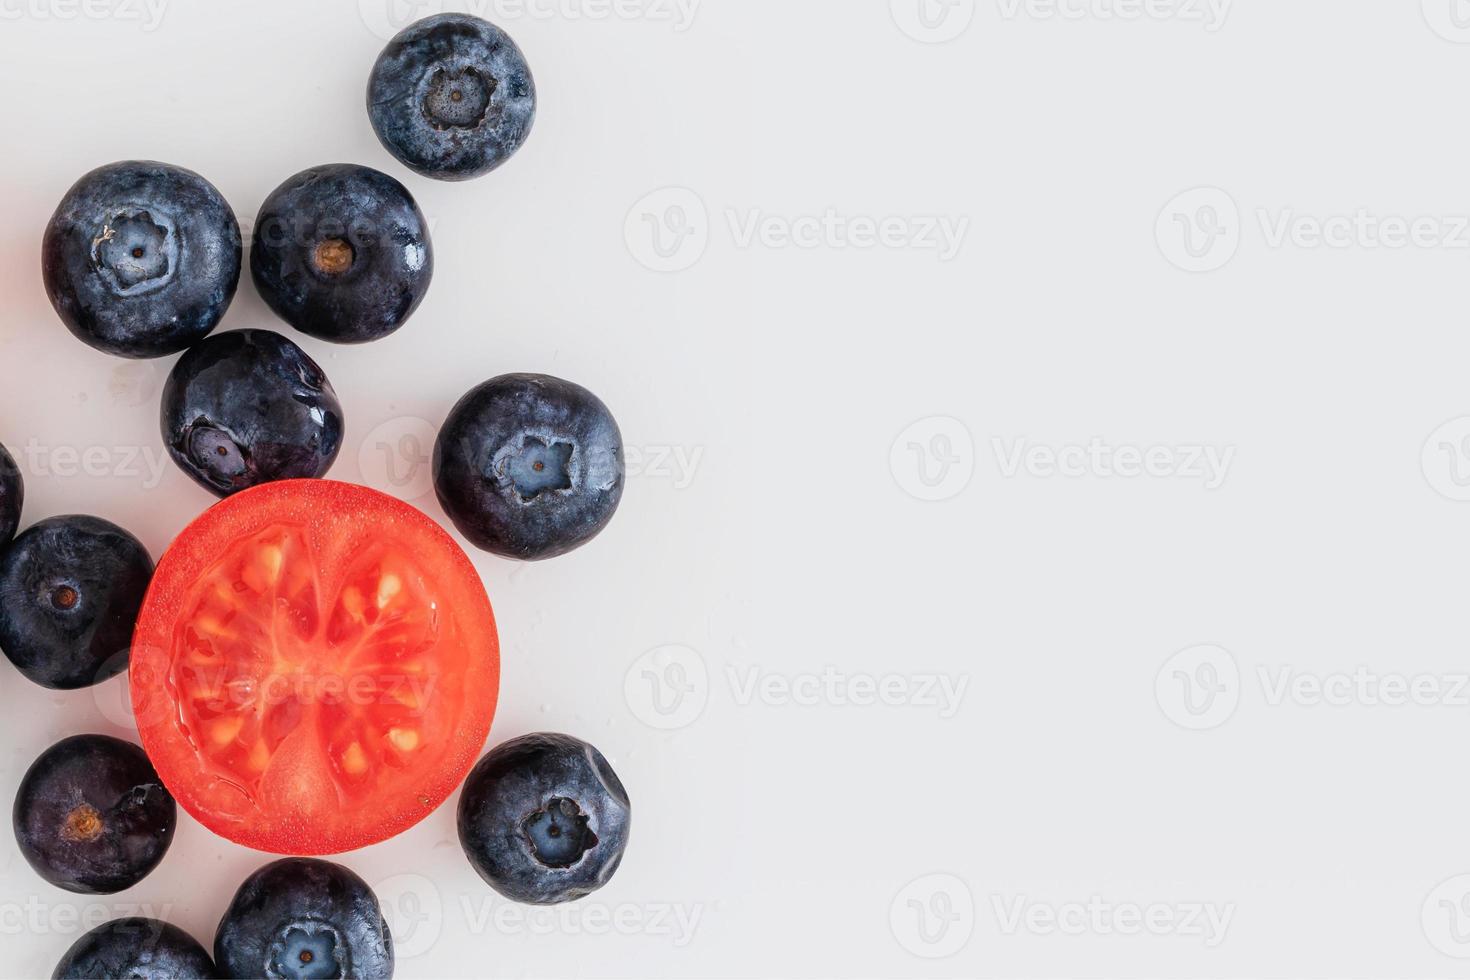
(54, 917, 217, 979)
(14, 735, 175, 895)
(251, 165, 433, 344)
(0, 441, 21, 545)
(367, 14, 536, 181)
(457, 733, 631, 905)
(0, 516, 153, 690)
(214, 859, 393, 980)
(161, 329, 344, 497)
(434, 374, 623, 560)
(42, 161, 241, 358)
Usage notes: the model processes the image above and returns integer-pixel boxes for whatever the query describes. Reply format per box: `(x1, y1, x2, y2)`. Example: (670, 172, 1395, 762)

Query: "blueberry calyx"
(500, 436, 574, 501)
(523, 796, 598, 869)
(92, 209, 175, 293)
(423, 66, 494, 129)
(266, 919, 346, 979)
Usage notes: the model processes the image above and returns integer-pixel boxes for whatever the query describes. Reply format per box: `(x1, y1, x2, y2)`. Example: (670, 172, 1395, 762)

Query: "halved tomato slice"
(131, 480, 499, 855)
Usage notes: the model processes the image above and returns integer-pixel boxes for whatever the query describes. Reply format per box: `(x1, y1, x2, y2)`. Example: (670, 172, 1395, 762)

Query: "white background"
(4, 0, 1470, 977)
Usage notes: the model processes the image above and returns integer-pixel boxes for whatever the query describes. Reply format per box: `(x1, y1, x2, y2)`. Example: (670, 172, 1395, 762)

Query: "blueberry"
(214, 859, 393, 980)
(457, 733, 631, 905)
(42, 161, 241, 358)
(161, 329, 344, 497)
(434, 374, 624, 560)
(54, 917, 217, 979)
(13, 735, 176, 895)
(0, 516, 153, 690)
(0, 441, 22, 546)
(367, 14, 536, 181)
(251, 165, 433, 344)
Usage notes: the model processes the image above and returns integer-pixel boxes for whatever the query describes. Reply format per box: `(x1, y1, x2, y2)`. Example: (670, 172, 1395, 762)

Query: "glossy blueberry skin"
(368, 14, 536, 181)
(457, 733, 631, 905)
(14, 735, 176, 895)
(434, 374, 624, 560)
(161, 330, 344, 498)
(215, 859, 393, 980)
(251, 165, 433, 344)
(42, 161, 241, 358)
(54, 917, 217, 979)
(0, 516, 153, 690)
(0, 441, 21, 545)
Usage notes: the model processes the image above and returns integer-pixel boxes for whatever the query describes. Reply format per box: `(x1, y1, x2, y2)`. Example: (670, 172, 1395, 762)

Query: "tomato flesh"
(131, 480, 499, 855)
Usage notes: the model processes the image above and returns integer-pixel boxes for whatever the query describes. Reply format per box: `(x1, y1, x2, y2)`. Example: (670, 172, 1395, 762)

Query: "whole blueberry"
(251, 164, 433, 344)
(161, 329, 344, 497)
(457, 733, 631, 905)
(0, 441, 21, 545)
(0, 516, 153, 690)
(14, 735, 176, 895)
(434, 374, 624, 560)
(54, 918, 217, 979)
(214, 859, 393, 980)
(367, 14, 536, 181)
(54, 922, 217, 980)
(42, 161, 241, 358)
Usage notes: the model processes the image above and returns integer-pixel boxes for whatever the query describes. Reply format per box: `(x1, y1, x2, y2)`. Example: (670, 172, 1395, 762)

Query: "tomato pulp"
(131, 480, 499, 854)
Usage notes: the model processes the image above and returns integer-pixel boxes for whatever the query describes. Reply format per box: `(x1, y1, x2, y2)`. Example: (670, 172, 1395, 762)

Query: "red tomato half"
(131, 480, 499, 855)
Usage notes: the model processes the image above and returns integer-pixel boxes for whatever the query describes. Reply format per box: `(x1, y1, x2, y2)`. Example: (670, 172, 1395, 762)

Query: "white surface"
(4, 1, 1470, 977)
